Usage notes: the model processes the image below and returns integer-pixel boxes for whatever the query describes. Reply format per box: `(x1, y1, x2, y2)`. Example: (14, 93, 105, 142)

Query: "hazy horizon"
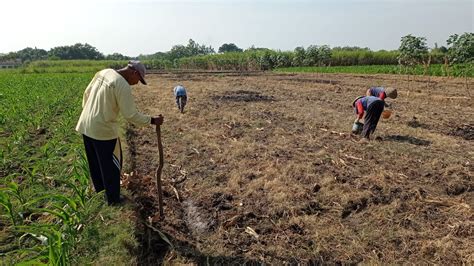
(1, 0, 472, 56)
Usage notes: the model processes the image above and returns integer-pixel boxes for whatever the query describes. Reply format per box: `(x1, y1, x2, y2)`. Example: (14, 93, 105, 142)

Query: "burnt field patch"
(449, 124, 474, 140)
(211, 89, 275, 102)
(384, 134, 432, 146)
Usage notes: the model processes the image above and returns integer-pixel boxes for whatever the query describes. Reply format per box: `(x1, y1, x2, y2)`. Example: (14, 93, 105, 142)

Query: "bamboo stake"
(155, 124, 164, 218)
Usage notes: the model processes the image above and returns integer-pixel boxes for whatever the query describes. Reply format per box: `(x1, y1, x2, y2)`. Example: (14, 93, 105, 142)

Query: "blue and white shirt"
(174, 85, 187, 97)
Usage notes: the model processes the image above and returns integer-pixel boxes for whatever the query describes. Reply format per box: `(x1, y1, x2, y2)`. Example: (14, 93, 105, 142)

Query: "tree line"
(1, 33, 472, 71)
(146, 33, 472, 73)
(0, 39, 229, 63)
(0, 43, 109, 63)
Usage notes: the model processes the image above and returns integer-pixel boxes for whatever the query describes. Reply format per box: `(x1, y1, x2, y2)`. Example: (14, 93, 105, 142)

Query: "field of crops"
(0, 72, 136, 264)
(1, 68, 473, 264)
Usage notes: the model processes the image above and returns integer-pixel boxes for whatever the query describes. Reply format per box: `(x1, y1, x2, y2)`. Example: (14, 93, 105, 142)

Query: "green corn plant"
(19, 197, 82, 264)
(0, 191, 17, 226)
(2, 245, 46, 265)
(16, 224, 71, 266)
(25, 194, 78, 217)
(57, 177, 88, 209)
(0, 72, 124, 265)
(6, 181, 26, 205)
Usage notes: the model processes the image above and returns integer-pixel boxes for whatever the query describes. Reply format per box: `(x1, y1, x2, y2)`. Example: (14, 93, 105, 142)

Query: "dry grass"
(125, 72, 473, 264)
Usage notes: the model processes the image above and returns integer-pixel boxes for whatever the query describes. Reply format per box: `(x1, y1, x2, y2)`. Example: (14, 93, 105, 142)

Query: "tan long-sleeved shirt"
(75, 69, 151, 140)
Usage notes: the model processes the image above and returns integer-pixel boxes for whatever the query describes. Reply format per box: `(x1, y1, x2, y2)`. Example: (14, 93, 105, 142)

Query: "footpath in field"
(125, 72, 473, 264)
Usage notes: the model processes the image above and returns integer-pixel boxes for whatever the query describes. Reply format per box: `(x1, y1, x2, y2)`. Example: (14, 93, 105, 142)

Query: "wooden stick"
(155, 124, 164, 218)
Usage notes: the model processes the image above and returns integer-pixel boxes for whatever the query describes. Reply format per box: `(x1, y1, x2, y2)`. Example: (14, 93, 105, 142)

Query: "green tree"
(292, 47, 306, 66)
(446, 32, 474, 64)
(105, 53, 130, 60)
(245, 45, 271, 52)
(332, 46, 370, 52)
(0, 47, 47, 62)
(317, 45, 332, 66)
(138, 51, 169, 61)
(16, 47, 48, 62)
(446, 32, 474, 90)
(398, 34, 429, 67)
(169, 45, 190, 60)
(273, 51, 292, 68)
(258, 50, 275, 70)
(305, 45, 332, 66)
(218, 43, 243, 53)
(305, 45, 319, 66)
(48, 43, 104, 60)
(169, 39, 215, 60)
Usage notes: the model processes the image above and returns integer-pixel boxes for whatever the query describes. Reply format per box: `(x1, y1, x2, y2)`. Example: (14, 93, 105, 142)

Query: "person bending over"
(174, 85, 188, 113)
(353, 95, 385, 141)
(366, 86, 397, 107)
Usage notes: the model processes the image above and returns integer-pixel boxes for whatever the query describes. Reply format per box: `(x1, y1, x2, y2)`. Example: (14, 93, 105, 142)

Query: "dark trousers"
(175, 95, 187, 106)
(362, 100, 384, 138)
(82, 135, 121, 204)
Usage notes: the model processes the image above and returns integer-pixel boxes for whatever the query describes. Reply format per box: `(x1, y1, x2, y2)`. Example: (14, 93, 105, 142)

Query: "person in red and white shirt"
(353, 95, 385, 140)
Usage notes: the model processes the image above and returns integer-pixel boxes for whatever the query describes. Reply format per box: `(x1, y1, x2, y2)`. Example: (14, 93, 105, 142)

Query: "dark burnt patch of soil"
(407, 116, 432, 130)
(211, 90, 275, 102)
(384, 135, 432, 146)
(449, 124, 474, 140)
(275, 77, 340, 85)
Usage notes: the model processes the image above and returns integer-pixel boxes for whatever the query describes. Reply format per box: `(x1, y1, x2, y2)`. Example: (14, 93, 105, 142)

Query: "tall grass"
(11, 54, 467, 78)
(173, 50, 453, 73)
(330, 50, 399, 66)
(274, 64, 474, 77)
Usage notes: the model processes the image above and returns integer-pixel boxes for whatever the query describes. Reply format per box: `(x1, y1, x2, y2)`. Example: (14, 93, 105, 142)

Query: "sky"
(1, 0, 473, 56)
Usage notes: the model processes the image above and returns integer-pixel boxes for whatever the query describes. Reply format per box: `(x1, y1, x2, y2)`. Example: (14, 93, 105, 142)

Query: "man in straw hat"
(76, 60, 163, 205)
(366, 86, 398, 107)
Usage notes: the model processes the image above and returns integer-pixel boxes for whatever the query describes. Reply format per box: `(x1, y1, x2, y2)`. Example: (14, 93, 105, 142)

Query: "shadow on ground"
(137, 227, 263, 265)
(384, 135, 432, 146)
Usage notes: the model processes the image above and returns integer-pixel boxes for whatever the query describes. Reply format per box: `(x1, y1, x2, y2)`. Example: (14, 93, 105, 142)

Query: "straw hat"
(385, 87, 398, 99)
